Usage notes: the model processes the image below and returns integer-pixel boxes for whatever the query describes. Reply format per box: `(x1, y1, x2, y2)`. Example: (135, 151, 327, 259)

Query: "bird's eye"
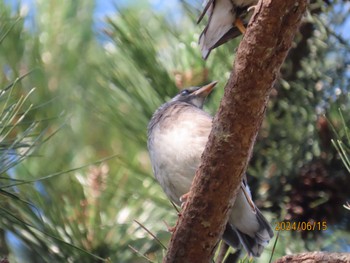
(181, 89, 190, 96)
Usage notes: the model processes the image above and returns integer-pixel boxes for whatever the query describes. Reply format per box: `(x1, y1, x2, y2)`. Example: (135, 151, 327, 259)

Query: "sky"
(4, 0, 188, 42)
(5, 0, 186, 24)
(5, 0, 349, 40)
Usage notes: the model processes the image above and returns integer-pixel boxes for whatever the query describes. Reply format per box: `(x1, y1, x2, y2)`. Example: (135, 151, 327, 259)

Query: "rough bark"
(274, 252, 350, 263)
(164, 0, 307, 262)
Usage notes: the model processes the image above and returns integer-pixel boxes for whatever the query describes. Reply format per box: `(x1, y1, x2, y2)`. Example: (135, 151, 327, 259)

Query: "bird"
(198, 0, 258, 59)
(147, 81, 274, 257)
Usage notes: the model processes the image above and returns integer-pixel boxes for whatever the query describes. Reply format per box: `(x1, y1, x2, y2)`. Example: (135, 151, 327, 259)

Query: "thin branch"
(134, 219, 167, 250)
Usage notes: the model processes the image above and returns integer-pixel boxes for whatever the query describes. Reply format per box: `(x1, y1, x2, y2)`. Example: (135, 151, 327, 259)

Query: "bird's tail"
(234, 208, 274, 257)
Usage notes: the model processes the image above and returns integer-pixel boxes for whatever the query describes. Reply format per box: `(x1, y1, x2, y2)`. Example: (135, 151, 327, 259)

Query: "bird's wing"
(199, 0, 237, 59)
(240, 180, 256, 213)
(229, 177, 274, 257)
(197, 0, 215, 24)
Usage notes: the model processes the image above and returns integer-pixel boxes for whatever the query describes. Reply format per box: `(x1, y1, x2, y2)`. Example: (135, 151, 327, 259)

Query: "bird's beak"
(194, 81, 218, 97)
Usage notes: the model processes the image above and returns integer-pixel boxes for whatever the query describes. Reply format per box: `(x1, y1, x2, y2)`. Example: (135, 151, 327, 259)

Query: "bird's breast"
(148, 108, 212, 203)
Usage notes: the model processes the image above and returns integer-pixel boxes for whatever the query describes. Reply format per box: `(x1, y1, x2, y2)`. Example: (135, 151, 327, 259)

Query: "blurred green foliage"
(0, 0, 349, 262)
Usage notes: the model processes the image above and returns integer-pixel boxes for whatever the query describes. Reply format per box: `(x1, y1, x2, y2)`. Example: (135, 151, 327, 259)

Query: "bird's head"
(171, 81, 218, 108)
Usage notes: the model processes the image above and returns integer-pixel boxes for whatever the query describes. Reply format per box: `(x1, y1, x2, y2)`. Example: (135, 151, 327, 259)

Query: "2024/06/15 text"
(275, 221, 327, 231)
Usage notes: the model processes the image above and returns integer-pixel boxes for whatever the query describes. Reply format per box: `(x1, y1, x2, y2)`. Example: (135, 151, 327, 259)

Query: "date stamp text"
(275, 221, 327, 231)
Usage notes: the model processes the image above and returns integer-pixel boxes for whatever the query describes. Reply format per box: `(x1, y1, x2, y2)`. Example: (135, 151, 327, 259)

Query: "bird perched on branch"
(147, 82, 273, 257)
(198, 0, 258, 59)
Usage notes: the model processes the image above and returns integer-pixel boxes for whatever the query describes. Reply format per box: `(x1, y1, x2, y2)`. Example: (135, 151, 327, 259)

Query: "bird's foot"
(163, 209, 184, 232)
(163, 220, 176, 233)
(234, 18, 246, 34)
(180, 192, 190, 208)
(247, 5, 257, 13)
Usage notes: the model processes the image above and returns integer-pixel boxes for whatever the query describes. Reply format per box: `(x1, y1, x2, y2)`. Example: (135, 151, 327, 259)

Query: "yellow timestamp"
(275, 221, 327, 231)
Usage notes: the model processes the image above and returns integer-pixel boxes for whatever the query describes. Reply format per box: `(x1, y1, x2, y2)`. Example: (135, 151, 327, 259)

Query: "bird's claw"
(180, 192, 190, 208)
(234, 18, 246, 34)
(163, 220, 176, 233)
(247, 5, 257, 13)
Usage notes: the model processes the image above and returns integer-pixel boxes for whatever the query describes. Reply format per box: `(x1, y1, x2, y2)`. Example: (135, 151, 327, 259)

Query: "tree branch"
(274, 252, 350, 263)
(164, 0, 307, 262)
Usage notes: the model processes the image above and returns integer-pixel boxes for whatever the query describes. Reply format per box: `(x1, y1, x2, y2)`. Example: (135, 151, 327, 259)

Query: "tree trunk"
(164, 0, 307, 262)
